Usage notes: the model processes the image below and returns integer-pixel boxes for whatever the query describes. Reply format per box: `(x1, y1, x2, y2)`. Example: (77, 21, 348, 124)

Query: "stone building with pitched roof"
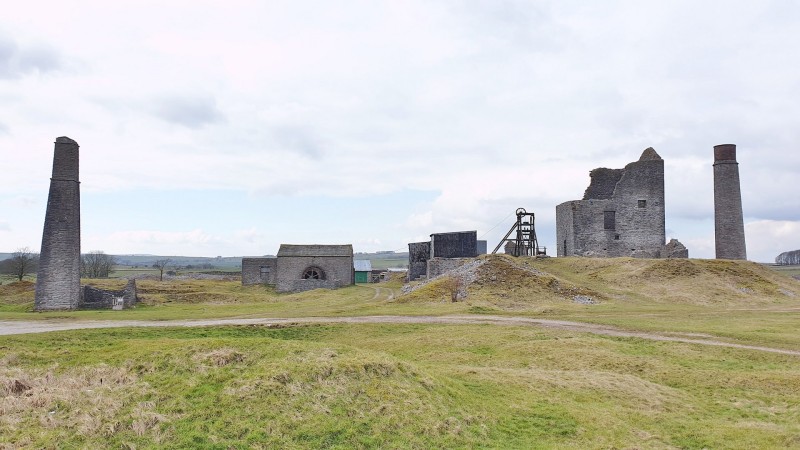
(243, 244, 354, 292)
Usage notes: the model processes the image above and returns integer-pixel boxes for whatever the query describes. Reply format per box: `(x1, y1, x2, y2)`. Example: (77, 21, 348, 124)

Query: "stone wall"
(427, 257, 472, 279)
(582, 168, 624, 200)
(275, 255, 353, 293)
(477, 240, 487, 255)
(555, 201, 575, 257)
(408, 241, 431, 281)
(713, 144, 747, 260)
(277, 278, 344, 293)
(80, 279, 137, 310)
(430, 231, 477, 258)
(556, 148, 667, 258)
(241, 257, 277, 286)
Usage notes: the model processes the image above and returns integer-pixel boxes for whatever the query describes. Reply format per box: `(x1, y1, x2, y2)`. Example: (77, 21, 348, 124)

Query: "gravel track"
(1, 315, 798, 357)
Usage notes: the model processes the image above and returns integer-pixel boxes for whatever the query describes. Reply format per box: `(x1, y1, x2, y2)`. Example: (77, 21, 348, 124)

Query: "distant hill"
(353, 252, 408, 270)
(114, 255, 244, 269)
(113, 252, 410, 270)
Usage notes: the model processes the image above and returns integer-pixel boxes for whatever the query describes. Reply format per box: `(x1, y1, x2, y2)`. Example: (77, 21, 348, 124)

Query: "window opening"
(604, 211, 616, 230)
(638, 200, 647, 208)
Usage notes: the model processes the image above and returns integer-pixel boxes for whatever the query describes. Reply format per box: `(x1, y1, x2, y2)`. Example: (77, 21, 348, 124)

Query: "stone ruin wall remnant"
(555, 148, 685, 258)
(241, 257, 278, 286)
(408, 241, 431, 281)
(80, 279, 138, 310)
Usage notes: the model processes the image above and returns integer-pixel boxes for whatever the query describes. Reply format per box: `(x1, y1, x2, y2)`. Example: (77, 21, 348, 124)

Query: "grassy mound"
(3, 323, 800, 448)
(468, 256, 601, 308)
(535, 257, 800, 305)
(398, 255, 799, 310)
(0, 326, 516, 448)
(0, 281, 35, 312)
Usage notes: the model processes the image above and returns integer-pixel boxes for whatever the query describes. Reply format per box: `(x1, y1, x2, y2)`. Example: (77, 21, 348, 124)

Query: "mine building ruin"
(556, 148, 687, 258)
(408, 231, 487, 281)
(242, 244, 354, 292)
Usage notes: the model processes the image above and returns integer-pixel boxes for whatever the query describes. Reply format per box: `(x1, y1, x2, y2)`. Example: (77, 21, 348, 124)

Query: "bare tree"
(442, 275, 466, 302)
(4, 247, 39, 281)
(153, 258, 172, 281)
(81, 251, 117, 278)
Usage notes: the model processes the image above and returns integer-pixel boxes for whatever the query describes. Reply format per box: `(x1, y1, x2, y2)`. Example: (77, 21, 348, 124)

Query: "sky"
(1, 0, 798, 262)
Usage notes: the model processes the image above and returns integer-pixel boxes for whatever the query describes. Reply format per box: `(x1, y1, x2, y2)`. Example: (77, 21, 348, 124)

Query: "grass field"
(2, 256, 800, 448)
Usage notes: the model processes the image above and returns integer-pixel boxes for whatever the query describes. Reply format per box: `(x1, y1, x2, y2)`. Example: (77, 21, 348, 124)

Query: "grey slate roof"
(353, 260, 372, 272)
(277, 244, 354, 257)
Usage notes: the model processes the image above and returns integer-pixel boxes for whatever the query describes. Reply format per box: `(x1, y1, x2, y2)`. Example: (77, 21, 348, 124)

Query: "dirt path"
(1, 315, 798, 357)
(369, 287, 395, 301)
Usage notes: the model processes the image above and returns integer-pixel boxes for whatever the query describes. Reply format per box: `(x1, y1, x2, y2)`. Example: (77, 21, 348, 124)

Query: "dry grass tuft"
(194, 348, 246, 367)
(4, 379, 32, 396)
(131, 403, 168, 436)
(0, 365, 162, 443)
(0, 280, 35, 295)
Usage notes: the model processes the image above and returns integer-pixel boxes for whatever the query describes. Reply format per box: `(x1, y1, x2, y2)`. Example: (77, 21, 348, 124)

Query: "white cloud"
(745, 220, 800, 263)
(0, 33, 62, 79)
(87, 229, 217, 256)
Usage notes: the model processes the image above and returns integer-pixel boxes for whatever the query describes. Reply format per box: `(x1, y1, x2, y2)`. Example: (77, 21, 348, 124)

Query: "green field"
(2, 256, 800, 448)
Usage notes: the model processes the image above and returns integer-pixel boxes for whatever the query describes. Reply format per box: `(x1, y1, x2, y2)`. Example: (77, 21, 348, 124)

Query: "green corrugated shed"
(354, 260, 372, 283)
(355, 271, 370, 283)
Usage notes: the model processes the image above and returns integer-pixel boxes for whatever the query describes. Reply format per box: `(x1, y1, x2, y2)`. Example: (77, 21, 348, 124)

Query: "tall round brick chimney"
(713, 144, 747, 260)
(35, 137, 82, 310)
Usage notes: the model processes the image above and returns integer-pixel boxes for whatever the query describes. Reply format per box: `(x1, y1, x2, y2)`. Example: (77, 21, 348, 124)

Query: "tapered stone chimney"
(35, 137, 81, 310)
(713, 144, 747, 260)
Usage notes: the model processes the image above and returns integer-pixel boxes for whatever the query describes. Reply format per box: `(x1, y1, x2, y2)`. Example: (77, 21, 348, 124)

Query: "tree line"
(0, 248, 120, 280)
(775, 249, 800, 265)
(0, 247, 38, 281)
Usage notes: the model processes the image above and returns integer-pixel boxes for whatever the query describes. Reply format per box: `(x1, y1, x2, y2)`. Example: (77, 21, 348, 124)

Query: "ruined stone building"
(408, 231, 486, 281)
(241, 257, 277, 285)
(242, 244, 354, 293)
(81, 280, 138, 310)
(408, 241, 432, 281)
(35, 137, 82, 311)
(713, 144, 747, 260)
(556, 148, 686, 258)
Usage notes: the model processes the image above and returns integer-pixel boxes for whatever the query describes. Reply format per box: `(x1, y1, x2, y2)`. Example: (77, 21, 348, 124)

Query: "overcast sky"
(1, 0, 798, 262)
